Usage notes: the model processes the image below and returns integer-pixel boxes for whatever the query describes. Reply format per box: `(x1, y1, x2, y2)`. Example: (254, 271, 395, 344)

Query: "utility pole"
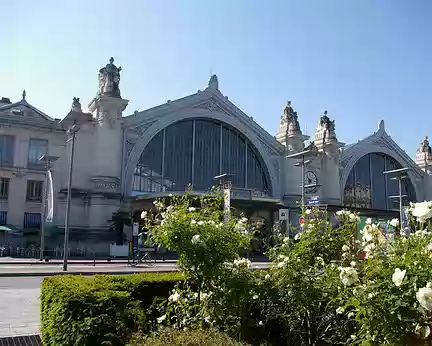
(63, 124, 80, 271)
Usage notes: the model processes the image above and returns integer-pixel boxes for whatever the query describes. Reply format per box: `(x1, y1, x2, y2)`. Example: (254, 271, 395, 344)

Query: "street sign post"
(299, 216, 305, 227)
(308, 196, 320, 206)
(279, 209, 289, 221)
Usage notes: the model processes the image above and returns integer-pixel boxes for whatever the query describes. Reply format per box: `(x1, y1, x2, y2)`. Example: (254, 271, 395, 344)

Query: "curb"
(0, 268, 178, 277)
(0, 260, 178, 265)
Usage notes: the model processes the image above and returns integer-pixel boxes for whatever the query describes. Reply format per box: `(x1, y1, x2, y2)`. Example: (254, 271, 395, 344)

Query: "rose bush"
(140, 196, 432, 345)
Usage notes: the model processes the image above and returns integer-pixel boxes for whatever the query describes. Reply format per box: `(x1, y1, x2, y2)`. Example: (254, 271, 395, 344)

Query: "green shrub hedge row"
(130, 327, 249, 346)
(40, 273, 183, 346)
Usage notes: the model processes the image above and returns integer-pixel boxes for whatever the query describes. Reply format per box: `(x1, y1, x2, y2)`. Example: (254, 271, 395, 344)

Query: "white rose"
(140, 211, 147, 219)
(277, 261, 286, 268)
(415, 324, 431, 339)
(191, 220, 197, 225)
(417, 285, 432, 311)
(389, 218, 399, 228)
(294, 233, 302, 240)
(188, 207, 196, 212)
(198, 220, 205, 226)
(392, 268, 406, 287)
(349, 213, 358, 222)
(305, 209, 311, 215)
(336, 306, 344, 314)
(191, 234, 201, 244)
(366, 218, 372, 225)
(315, 257, 325, 266)
(342, 244, 350, 252)
(350, 261, 357, 267)
(265, 274, 270, 279)
(339, 267, 359, 286)
(411, 202, 432, 223)
(283, 237, 290, 243)
(157, 314, 167, 323)
(169, 292, 181, 302)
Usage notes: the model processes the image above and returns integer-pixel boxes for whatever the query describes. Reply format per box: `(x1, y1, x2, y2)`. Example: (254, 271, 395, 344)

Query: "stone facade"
(0, 59, 430, 252)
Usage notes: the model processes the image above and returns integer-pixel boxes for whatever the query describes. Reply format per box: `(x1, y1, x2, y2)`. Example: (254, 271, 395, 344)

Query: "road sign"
(308, 196, 320, 205)
(279, 209, 289, 221)
(299, 216, 305, 226)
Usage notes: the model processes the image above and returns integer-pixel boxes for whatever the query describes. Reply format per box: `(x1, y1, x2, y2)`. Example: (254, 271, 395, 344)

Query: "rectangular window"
(0, 135, 15, 167)
(0, 178, 9, 199)
(0, 211, 6, 226)
(26, 180, 43, 202)
(28, 138, 48, 168)
(24, 213, 41, 229)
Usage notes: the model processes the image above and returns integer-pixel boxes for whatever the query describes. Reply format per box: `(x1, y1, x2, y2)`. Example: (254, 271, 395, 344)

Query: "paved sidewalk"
(0, 285, 40, 338)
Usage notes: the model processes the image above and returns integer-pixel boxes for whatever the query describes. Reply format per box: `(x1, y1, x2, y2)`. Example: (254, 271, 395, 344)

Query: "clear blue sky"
(1, 0, 430, 157)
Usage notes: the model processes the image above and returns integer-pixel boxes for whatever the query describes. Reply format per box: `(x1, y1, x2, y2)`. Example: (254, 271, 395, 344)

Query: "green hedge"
(130, 327, 249, 346)
(41, 273, 183, 346)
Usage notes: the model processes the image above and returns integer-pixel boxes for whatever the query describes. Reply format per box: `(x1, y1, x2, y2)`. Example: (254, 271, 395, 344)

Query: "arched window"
(344, 152, 416, 210)
(132, 119, 270, 196)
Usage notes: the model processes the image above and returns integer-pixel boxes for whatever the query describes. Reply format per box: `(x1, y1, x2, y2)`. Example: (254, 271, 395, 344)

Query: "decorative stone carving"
(318, 111, 337, 140)
(133, 121, 156, 137)
(98, 57, 122, 98)
(314, 110, 340, 152)
(280, 101, 301, 135)
(126, 140, 135, 157)
(96, 110, 121, 128)
(194, 99, 228, 114)
(372, 138, 386, 148)
(71, 97, 82, 113)
(273, 160, 280, 184)
(259, 138, 279, 156)
(418, 136, 432, 154)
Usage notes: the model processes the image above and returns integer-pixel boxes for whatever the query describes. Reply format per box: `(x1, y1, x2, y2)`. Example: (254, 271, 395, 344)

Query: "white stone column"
(88, 94, 129, 187)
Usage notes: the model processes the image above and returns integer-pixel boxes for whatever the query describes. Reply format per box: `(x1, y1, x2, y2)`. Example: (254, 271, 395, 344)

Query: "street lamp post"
(63, 124, 80, 271)
(39, 154, 59, 261)
(383, 167, 411, 228)
(286, 149, 320, 210)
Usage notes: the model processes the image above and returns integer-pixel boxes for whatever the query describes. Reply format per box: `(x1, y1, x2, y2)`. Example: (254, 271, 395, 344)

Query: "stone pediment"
(339, 120, 424, 184)
(123, 87, 284, 156)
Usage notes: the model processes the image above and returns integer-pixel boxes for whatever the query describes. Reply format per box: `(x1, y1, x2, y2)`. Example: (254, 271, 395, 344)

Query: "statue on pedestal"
(318, 110, 337, 141)
(281, 101, 301, 135)
(418, 136, 432, 154)
(71, 97, 82, 113)
(98, 57, 122, 97)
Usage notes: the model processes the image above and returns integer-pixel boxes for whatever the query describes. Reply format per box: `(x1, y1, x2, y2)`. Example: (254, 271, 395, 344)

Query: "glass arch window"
(344, 152, 416, 210)
(132, 119, 270, 196)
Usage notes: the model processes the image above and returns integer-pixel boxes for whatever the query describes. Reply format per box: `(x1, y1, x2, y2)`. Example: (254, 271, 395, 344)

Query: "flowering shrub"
(264, 208, 361, 344)
(142, 193, 253, 296)
(142, 196, 432, 345)
(340, 220, 432, 345)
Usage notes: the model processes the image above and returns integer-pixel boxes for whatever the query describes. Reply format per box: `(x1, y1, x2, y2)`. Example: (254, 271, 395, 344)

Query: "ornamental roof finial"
(22, 89, 26, 101)
(208, 74, 219, 90)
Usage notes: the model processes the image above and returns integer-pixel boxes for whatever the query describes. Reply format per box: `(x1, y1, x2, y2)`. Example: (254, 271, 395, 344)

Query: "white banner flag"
(46, 169, 54, 223)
